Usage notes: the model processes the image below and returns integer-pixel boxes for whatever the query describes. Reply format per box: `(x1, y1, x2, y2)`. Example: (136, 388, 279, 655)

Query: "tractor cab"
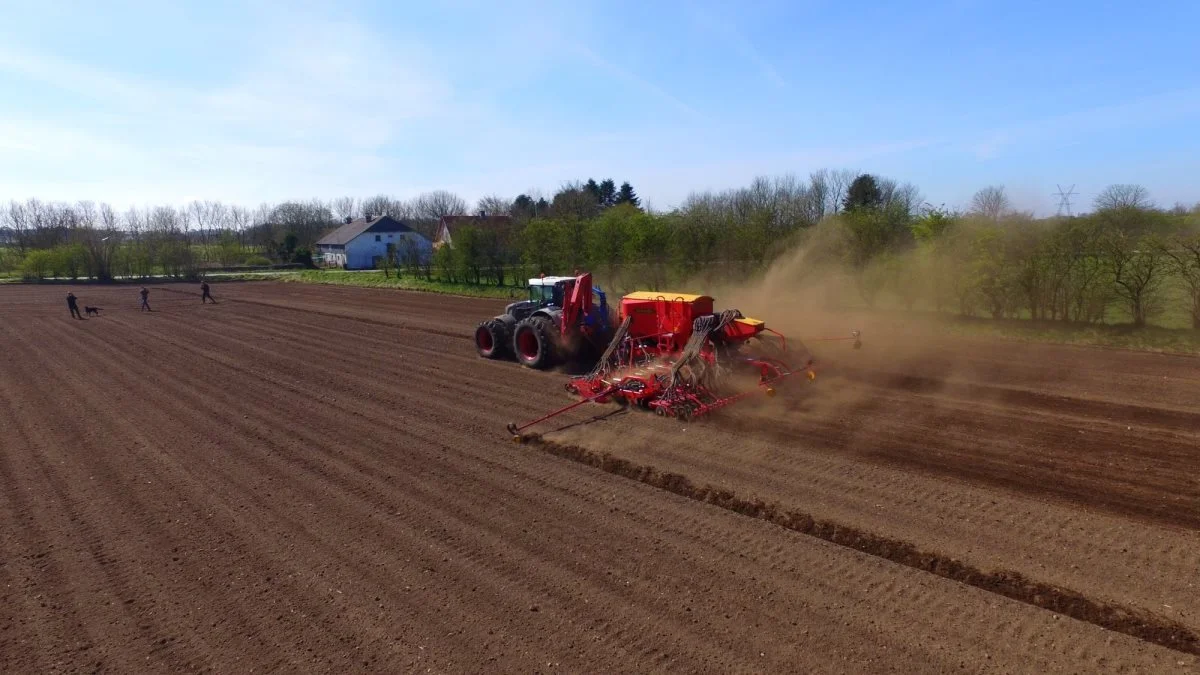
(525, 275, 611, 333)
(526, 276, 577, 308)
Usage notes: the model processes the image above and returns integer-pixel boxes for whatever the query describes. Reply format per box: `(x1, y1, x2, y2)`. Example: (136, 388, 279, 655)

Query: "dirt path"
(1, 282, 1196, 672)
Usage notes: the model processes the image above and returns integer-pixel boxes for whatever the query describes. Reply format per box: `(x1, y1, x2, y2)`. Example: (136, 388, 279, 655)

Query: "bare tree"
(807, 170, 830, 221)
(414, 190, 468, 220)
(188, 200, 206, 236)
(772, 174, 816, 230)
(970, 185, 1011, 222)
(268, 200, 335, 250)
(361, 196, 383, 220)
(229, 205, 251, 232)
(187, 200, 230, 246)
(151, 206, 182, 234)
(76, 200, 97, 228)
(887, 182, 924, 217)
(4, 200, 30, 253)
(209, 201, 230, 230)
(332, 196, 359, 222)
(1164, 233, 1200, 329)
(125, 206, 145, 235)
(1105, 231, 1168, 327)
(253, 203, 273, 227)
(24, 198, 50, 249)
(827, 168, 856, 214)
(361, 195, 412, 220)
(1094, 184, 1152, 211)
(476, 194, 511, 216)
(77, 203, 123, 281)
(99, 203, 119, 230)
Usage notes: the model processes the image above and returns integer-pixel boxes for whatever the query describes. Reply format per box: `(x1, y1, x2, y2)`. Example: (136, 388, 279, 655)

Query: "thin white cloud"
(0, 6, 461, 206)
(0, 44, 184, 111)
(0, 117, 150, 171)
(567, 42, 704, 121)
(967, 87, 1200, 159)
(196, 19, 451, 148)
(0, 12, 451, 152)
(692, 8, 787, 89)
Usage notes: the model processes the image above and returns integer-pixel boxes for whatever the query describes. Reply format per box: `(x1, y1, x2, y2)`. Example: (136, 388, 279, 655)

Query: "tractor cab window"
(530, 285, 555, 305)
(529, 283, 567, 306)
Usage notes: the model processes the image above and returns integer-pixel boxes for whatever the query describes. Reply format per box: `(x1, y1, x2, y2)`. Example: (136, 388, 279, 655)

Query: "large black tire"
(475, 319, 508, 359)
(512, 315, 559, 369)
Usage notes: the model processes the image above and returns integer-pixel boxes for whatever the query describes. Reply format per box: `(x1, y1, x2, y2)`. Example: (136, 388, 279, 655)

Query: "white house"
(316, 216, 432, 270)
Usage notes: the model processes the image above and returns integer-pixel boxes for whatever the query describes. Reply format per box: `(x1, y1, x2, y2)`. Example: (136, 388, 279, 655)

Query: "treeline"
(3, 174, 1199, 329)
(0, 181, 646, 283)
(0, 199, 315, 281)
(431, 174, 1200, 330)
(904, 195, 1200, 329)
(429, 171, 868, 287)
(0, 190, 481, 281)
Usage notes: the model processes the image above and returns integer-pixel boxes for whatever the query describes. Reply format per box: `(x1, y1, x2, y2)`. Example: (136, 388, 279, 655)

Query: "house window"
(375, 235, 381, 242)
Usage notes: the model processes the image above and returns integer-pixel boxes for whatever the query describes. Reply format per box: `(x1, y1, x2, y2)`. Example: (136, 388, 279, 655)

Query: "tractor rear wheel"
(512, 316, 559, 369)
(475, 319, 508, 359)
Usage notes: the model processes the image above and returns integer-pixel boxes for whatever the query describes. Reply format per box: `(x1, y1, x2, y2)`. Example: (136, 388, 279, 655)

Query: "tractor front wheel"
(475, 319, 508, 359)
(512, 316, 559, 369)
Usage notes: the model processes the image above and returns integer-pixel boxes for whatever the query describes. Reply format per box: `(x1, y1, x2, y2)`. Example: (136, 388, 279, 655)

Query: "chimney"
(364, 212, 374, 222)
(479, 210, 486, 218)
(344, 216, 353, 224)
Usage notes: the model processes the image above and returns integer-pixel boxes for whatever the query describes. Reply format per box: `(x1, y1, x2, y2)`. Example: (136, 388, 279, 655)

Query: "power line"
(1053, 184, 1078, 217)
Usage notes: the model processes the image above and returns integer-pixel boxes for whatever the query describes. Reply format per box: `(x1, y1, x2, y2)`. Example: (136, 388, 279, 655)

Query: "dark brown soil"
(0, 282, 1195, 672)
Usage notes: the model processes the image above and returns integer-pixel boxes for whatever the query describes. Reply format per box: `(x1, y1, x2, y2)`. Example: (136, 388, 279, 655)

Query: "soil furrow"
(522, 433, 1200, 655)
(4, 282, 1198, 672)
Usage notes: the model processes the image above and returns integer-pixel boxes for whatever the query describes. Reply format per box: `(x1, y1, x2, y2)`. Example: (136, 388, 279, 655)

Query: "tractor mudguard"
(532, 308, 563, 323)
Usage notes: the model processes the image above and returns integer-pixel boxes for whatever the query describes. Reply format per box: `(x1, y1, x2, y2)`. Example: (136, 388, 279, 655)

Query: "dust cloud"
(644, 231, 1009, 447)
(696, 231, 958, 380)
(558, 230, 1038, 452)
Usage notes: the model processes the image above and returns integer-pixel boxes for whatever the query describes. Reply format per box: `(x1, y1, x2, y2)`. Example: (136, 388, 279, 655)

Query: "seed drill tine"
(588, 315, 632, 378)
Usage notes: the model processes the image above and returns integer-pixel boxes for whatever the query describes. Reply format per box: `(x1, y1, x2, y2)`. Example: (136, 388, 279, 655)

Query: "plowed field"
(1, 282, 1197, 673)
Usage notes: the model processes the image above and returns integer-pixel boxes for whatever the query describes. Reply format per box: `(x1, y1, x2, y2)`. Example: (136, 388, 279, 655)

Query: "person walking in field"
(200, 280, 215, 304)
(139, 287, 151, 312)
(66, 292, 83, 319)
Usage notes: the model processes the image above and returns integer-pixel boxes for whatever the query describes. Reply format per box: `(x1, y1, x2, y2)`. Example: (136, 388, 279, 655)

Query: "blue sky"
(1, 0, 1198, 214)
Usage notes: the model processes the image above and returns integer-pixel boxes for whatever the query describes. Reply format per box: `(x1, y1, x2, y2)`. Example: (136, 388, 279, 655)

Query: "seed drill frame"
(504, 289, 860, 440)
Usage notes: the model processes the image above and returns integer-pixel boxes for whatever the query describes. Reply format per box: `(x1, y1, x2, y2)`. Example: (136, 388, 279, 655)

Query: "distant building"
(316, 216, 431, 270)
(434, 213, 514, 249)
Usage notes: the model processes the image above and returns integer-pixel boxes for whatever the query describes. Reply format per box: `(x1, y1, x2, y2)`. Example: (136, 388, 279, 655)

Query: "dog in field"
(84, 306, 101, 316)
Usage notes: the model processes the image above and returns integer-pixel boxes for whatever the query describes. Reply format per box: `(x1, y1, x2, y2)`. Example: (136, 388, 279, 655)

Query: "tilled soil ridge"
(3, 282, 1198, 672)
(522, 434, 1200, 656)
